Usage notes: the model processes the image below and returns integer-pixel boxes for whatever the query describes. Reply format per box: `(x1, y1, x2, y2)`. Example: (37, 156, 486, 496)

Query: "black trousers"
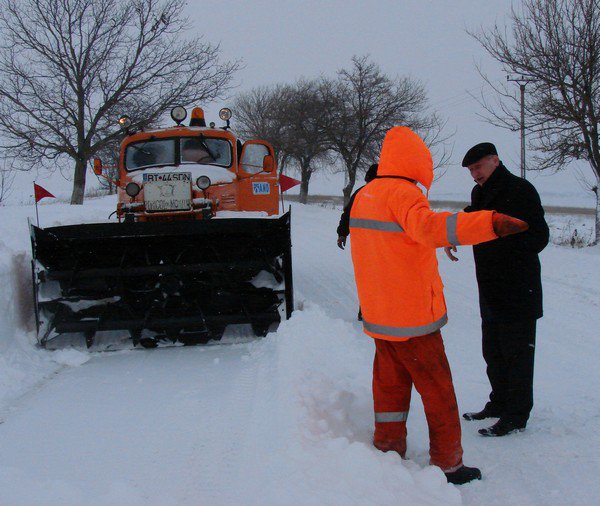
(482, 319, 537, 426)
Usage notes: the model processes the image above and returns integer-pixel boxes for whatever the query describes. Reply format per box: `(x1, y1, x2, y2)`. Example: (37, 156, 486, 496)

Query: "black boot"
(462, 406, 501, 421)
(478, 418, 526, 437)
(445, 465, 482, 485)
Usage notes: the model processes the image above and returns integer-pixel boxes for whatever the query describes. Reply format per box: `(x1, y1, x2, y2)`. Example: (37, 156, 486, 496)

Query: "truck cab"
(95, 106, 280, 222)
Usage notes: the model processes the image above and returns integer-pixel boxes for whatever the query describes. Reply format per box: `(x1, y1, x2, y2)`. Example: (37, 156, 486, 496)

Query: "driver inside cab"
(181, 138, 214, 164)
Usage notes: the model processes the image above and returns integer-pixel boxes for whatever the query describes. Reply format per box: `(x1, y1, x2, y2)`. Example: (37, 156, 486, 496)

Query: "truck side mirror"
(262, 154, 275, 173)
(93, 158, 103, 175)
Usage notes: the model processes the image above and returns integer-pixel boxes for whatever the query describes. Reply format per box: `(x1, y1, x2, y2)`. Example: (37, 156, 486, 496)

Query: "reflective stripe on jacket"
(350, 127, 497, 341)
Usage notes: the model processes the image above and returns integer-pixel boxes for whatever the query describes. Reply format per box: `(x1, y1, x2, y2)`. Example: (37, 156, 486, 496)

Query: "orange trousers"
(372, 331, 463, 472)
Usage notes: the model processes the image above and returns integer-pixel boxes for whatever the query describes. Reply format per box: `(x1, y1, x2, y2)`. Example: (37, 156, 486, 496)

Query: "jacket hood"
(377, 126, 433, 189)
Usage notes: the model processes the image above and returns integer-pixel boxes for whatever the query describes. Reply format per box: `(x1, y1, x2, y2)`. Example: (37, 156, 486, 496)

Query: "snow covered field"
(282, 169, 598, 211)
(0, 197, 598, 505)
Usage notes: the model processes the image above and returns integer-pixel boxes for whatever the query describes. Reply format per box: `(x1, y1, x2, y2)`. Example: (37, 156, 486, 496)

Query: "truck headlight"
(171, 106, 187, 124)
(219, 108, 232, 121)
(125, 182, 141, 197)
(118, 115, 132, 129)
(196, 176, 211, 190)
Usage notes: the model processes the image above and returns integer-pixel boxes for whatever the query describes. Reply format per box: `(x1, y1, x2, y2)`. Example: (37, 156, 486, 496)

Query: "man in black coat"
(445, 142, 549, 437)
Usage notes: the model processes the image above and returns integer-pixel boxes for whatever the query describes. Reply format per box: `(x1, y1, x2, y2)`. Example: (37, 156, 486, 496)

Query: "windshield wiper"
(197, 134, 216, 161)
(130, 141, 152, 155)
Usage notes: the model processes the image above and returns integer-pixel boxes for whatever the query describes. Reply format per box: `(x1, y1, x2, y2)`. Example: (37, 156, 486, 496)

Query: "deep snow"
(0, 197, 598, 505)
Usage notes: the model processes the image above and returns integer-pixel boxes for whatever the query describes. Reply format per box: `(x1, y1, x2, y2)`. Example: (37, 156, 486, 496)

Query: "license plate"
(143, 172, 191, 211)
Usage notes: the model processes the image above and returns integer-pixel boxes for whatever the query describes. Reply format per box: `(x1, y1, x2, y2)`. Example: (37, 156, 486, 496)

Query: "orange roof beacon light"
(190, 107, 206, 127)
(171, 105, 187, 125)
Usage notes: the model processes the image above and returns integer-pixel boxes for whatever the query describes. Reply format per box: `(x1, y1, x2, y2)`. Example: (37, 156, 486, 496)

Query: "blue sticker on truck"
(252, 182, 270, 195)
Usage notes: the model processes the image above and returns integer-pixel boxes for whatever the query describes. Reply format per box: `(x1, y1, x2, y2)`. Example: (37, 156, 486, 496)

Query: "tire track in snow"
(186, 345, 263, 503)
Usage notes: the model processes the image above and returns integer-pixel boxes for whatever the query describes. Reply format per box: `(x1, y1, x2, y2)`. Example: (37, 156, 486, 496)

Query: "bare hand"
(444, 246, 459, 262)
(337, 236, 347, 250)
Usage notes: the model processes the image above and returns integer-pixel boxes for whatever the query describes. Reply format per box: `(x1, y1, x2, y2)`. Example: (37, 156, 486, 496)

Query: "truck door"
(238, 141, 279, 215)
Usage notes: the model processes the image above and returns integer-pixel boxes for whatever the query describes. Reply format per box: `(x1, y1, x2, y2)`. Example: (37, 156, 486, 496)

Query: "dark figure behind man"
(337, 163, 378, 321)
(337, 164, 378, 249)
(446, 142, 549, 437)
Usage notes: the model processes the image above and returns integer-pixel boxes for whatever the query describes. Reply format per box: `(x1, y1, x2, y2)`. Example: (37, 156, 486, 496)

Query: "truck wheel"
(209, 325, 226, 341)
(139, 337, 158, 349)
(251, 322, 271, 337)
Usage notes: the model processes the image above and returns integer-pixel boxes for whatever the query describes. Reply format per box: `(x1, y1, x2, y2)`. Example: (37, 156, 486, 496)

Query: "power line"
(428, 86, 495, 111)
(427, 90, 501, 120)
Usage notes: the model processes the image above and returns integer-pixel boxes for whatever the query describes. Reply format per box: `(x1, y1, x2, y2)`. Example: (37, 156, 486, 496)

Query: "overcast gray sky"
(190, 0, 594, 205)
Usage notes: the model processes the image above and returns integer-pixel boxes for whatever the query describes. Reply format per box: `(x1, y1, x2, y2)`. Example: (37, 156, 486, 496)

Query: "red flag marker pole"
(34, 181, 40, 227)
(278, 173, 302, 212)
(33, 182, 56, 227)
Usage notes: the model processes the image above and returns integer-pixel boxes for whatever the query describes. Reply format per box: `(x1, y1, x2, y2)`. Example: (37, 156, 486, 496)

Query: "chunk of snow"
(50, 348, 90, 367)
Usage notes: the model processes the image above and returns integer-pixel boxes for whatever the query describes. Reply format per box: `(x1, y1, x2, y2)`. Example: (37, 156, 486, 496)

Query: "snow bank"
(0, 199, 111, 412)
(0, 229, 61, 410)
(248, 302, 462, 505)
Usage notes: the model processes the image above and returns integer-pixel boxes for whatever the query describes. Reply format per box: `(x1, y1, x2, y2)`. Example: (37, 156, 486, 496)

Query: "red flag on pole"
(279, 174, 301, 192)
(34, 183, 55, 203)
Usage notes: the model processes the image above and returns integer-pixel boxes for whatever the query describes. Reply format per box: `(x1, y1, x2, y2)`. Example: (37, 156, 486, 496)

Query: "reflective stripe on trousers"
(375, 411, 408, 423)
(364, 313, 448, 338)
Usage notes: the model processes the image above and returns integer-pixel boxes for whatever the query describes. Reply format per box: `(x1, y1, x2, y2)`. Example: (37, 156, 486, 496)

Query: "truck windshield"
(125, 139, 175, 171)
(180, 137, 232, 167)
(125, 137, 233, 171)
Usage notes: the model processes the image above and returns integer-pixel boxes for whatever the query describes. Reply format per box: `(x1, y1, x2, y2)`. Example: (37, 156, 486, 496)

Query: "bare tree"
(320, 56, 445, 205)
(93, 137, 121, 195)
(233, 84, 292, 174)
(234, 58, 448, 204)
(235, 81, 331, 203)
(277, 80, 331, 203)
(469, 0, 600, 243)
(0, 0, 238, 204)
(0, 156, 16, 203)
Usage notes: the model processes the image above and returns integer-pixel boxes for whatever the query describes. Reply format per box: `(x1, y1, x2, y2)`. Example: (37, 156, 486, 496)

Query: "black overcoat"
(465, 163, 549, 322)
(337, 185, 365, 237)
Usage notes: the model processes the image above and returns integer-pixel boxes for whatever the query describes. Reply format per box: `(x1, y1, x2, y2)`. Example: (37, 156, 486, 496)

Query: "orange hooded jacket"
(350, 127, 497, 341)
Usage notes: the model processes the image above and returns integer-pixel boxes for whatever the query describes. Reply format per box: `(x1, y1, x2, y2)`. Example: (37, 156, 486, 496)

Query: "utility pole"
(507, 75, 534, 179)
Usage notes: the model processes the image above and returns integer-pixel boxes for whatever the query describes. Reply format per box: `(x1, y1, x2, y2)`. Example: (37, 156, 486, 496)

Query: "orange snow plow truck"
(30, 106, 293, 349)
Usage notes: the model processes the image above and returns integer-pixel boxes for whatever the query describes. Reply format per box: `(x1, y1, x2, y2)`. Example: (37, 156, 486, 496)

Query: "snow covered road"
(0, 200, 598, 505)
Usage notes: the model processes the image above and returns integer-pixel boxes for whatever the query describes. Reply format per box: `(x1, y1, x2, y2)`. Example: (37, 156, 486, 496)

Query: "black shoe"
(445, 465, 482, 485)
(462, 406, 501, 421)
(478, 418, 526, 437)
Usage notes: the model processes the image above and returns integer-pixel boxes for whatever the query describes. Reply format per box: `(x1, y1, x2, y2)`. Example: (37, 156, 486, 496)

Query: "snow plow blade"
(30, 212, 293, 348)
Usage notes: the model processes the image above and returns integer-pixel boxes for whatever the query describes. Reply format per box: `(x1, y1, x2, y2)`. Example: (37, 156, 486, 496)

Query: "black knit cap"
(461, 142, 498, 167)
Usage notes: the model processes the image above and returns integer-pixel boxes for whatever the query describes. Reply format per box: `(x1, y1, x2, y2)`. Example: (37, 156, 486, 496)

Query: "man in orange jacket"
(349, 126, 528, 485)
